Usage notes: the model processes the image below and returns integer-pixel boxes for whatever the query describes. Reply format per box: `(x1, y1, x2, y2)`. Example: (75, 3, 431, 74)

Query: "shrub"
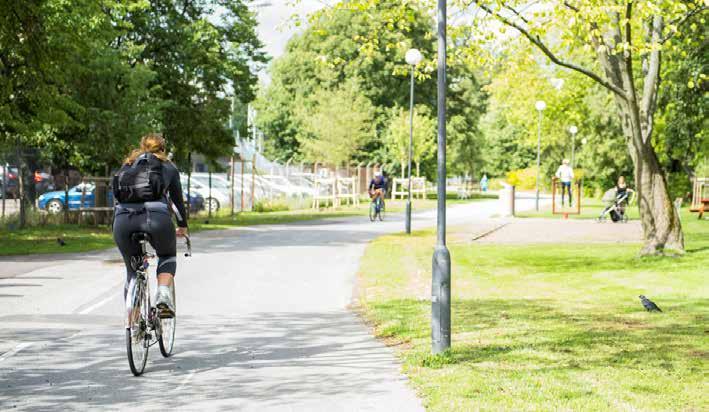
(506, 168, 540, 191)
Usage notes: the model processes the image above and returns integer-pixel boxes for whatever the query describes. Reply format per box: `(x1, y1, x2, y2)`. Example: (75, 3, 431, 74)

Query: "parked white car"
(180, 174, 231, 213)
(262, 175, 314, 197)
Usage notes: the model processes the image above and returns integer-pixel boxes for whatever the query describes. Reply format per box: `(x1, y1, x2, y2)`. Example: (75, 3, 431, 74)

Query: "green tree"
(479, 49, 632, 191)
(128, 0, 267, 166)
(654, 26, 708, 199)
(384, 105, 436, 176)
(460, 0, 708, 254)
(256, 0, 486, 170)
(296, 82, 376, 165)
(335, 0, 704, 254)
(0, 0, 124, 224)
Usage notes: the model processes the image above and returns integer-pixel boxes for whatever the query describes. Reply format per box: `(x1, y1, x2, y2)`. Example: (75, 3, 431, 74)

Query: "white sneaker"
(155, 286, 175, 318)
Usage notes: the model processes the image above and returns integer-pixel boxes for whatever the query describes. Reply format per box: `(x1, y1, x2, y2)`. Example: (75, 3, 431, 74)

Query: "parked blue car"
(38, 184, 204, 214)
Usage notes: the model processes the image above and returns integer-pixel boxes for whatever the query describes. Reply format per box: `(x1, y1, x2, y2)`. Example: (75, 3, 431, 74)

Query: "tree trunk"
(616, 99, 684, 255)
(16, 144, 26, 228)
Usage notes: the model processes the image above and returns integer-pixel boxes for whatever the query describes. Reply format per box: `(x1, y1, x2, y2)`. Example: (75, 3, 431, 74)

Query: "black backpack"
(113, 153, 166, 203)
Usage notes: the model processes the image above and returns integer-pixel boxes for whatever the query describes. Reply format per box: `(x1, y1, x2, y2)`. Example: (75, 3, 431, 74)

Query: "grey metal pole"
(406, 65, 415, 234)
(230, 155, 235, 217)
(432, 0, 451, 355)
(208, 168, 213, 219)
(1, 158, 6, 220)
(535, 110, 542, 211)
(186, 152, 192, 219)
(241, 157, 245, 211)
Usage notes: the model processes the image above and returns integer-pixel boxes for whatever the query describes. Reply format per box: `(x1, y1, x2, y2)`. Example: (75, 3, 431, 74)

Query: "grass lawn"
(357, 212, 708, 411)
(0, 195, 494, 256)
(0, 224, 115, 256)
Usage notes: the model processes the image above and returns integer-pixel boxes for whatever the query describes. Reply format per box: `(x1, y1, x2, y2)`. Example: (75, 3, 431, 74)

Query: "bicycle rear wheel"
(126, 277, 149, 376)
(158, 287, 176, 357)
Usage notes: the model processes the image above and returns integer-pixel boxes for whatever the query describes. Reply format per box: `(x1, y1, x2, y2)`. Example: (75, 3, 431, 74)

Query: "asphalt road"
(0, 196, 539, 411)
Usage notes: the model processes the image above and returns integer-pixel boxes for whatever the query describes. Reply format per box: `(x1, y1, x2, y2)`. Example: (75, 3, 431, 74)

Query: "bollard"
(508, 184, 515, 217)
(500, 183, 515, 217)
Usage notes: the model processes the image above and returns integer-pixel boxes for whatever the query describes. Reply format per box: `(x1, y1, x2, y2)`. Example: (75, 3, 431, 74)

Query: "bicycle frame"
(125, 240, 154, 329)
(125, 234, 189, 375)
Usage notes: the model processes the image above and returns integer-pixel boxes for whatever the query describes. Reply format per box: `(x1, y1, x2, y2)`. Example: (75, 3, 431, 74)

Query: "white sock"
(158, 285, 172, 297)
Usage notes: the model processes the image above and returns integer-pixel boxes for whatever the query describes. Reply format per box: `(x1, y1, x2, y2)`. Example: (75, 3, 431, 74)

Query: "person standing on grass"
(555, 159, 574, 207)
(480, 173, 488, 192)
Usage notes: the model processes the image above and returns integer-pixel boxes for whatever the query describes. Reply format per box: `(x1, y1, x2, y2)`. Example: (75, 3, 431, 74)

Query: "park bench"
(689, 177, 708, 219)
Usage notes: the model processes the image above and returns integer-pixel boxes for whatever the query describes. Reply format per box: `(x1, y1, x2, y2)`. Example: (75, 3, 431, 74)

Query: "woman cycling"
(112, 133, 188, 318)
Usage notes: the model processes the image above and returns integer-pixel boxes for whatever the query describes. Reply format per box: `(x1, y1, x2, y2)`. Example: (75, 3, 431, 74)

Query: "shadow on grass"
(368, 298, 707, 371)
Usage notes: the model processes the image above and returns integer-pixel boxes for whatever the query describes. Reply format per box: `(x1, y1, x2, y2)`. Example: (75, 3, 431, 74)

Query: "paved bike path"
(0, 197, 540, 411)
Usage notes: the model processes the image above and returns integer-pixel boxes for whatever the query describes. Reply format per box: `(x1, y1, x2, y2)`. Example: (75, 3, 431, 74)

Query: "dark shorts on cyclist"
(113, 201, 177, 285)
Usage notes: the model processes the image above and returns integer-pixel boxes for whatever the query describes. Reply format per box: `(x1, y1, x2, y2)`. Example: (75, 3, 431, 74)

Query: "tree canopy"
(319, 0, 706, 254)
(0, 0, 266, 173)
(296, 81, 376, 165)
(255, 0, 487, 178)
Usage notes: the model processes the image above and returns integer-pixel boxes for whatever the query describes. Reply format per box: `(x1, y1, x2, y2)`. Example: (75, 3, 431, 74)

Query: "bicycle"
(125, 233, 191, 376)
(369, 196, 385, 221)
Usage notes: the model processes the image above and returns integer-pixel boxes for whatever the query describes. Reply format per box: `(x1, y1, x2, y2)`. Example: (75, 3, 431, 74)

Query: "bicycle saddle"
(131, 232, 152, 243)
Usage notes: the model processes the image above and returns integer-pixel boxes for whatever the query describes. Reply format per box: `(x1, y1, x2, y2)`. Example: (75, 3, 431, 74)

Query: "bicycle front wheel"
(369, 202, 376, 221)
(158, 287, 176, 357)
(126, 278, 149, 376)
(378, 201, 385, 221)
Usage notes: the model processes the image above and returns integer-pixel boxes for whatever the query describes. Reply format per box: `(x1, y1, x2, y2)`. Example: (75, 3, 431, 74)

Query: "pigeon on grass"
(639, 295, 662, 312)
(56, 238, 66, 246)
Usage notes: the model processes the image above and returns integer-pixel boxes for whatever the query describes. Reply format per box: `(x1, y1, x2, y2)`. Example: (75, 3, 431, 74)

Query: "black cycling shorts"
(113, 202, 177, 282)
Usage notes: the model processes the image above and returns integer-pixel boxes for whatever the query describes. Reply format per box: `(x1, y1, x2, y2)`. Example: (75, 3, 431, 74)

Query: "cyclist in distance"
(112, 133, 188, 318)
(368, 171, 387, 204)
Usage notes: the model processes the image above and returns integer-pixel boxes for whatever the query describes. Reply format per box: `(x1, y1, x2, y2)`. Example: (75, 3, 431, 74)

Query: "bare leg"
(157, 273, 174, 287)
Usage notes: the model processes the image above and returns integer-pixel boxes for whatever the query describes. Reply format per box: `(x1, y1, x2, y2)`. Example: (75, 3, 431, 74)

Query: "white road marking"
(0, 342, 33, 362)
(74, 280, 124, 315)
(78, 295, 115, 315)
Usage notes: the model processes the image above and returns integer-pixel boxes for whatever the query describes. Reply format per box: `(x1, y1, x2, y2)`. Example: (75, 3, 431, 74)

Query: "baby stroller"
(597, 188, 634, 223)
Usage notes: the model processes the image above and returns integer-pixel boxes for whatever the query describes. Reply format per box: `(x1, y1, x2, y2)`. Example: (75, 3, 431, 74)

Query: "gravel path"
(473, 218, 643, 244)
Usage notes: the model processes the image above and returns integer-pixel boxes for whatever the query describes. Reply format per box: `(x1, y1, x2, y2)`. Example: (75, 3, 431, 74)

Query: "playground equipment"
(689, 177, 708, 219)
(551, 177, 581, 219)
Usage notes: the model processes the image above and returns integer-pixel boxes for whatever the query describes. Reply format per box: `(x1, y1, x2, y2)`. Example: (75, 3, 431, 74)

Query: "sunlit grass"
(0, 224, 114, 256)
(357, 211, 708, 411)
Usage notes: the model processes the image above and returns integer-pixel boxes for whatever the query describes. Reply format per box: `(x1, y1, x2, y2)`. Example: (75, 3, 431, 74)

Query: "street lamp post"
(432, 0, 451, 355)
(534, 100, 546, 211)
(568, 125, 578, 168)
(405, 48, 423, 235)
